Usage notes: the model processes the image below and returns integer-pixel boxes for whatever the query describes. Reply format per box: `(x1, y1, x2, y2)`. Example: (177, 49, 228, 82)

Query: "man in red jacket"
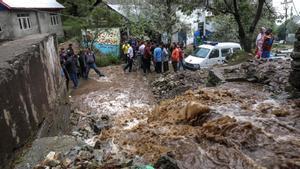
(143, 42, 152, 74)
(171, 45, 180, 72)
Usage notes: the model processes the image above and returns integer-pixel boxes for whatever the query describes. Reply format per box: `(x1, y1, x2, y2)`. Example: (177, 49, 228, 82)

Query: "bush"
(95, 53, 121, 67)
(226, 50, 253, 65)
(184, 45, 194, 57)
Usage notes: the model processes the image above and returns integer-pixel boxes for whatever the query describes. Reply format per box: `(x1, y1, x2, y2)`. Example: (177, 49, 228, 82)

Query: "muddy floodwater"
(68, 65, 300, 169)
(18, 64, 300, 169)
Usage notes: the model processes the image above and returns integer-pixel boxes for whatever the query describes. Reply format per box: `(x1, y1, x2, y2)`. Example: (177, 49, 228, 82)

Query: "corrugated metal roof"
(1, 0, 64, 9)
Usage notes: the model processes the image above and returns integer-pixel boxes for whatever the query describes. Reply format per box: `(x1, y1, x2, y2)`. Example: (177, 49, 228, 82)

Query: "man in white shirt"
(123, 43, 134, 72)
(256, 27, 266, 59)
(138, 41, 145, 69)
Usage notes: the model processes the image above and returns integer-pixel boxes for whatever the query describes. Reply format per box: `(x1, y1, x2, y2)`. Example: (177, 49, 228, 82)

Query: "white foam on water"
(252, 99, 280, 111)
(84, 136, 98, 147)
(123, 118, 140, 130)
(91, 76, 112, 83)
(83, 90, 150, 117)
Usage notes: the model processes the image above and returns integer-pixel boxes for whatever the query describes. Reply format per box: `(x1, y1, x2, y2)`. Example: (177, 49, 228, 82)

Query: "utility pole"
(281, 0, 292, 41)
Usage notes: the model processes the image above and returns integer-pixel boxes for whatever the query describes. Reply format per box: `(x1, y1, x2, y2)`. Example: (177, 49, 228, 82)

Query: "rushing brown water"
(73, 65, 300, 168)
(30, 65, 300, 169)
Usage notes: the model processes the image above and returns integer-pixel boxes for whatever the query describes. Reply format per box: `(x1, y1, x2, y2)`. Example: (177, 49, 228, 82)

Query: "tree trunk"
(232, 0, 253, 52)
(166, 0, 173, 44)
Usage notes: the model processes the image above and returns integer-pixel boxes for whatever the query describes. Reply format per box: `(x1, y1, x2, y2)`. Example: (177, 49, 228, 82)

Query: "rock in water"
(154, 155, 180, 169)
(42, 152, 61, 167)
(178, 102, 210, 122)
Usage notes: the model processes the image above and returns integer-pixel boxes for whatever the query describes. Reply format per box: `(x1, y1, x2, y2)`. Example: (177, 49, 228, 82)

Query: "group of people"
(122, 40, 186, 75)
(59, 44, 104, 90)
(255, 27, 274, 59)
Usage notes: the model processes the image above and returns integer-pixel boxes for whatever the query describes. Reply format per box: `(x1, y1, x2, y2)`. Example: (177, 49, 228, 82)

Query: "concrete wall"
(0, 34, 70, 168)
(37, 11, 64, 37)
(0, 9, 64, 40)
(0, 11, 14, 40)
(10, 11, 40, 39)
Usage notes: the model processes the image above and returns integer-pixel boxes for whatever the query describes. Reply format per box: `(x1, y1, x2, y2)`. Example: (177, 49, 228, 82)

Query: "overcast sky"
(273, 0, 300, 17)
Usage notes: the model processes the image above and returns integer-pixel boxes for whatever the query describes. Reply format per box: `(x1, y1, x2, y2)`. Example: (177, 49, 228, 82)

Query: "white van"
(184, 42, 242, 70)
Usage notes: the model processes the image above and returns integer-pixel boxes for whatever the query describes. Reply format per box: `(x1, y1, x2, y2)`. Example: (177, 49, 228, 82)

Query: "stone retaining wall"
(0, 34, 70, 168)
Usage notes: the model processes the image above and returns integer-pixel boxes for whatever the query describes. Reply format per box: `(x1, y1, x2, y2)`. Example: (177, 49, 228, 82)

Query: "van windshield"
(192, 47, 210, 58)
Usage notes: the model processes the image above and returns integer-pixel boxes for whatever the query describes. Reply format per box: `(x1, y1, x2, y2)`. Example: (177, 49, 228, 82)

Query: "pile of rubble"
(151, 70, 208, 100)
(211, 59, 294, 95)
(242, 59, 293, 93)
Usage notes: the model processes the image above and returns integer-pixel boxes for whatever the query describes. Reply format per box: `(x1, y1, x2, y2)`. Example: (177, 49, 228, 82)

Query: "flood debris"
(151, 70, 208, 100)
(209, 59, 294, 95)
(28, 65, 300, 169)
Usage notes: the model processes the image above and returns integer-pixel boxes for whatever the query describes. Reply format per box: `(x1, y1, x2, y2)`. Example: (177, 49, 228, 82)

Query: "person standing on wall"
(154, 43, 163, 73)
(123, 43, 134, 73)
(85, 48, 105, 78)
(255, 27, 266, 59)
(261, 29, 274, 59)
(171, 45, 180, 72)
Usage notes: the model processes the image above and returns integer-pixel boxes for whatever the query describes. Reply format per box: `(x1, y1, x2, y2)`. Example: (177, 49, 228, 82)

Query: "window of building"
(50, 14, 59, 25)
(17, 13, 31, 30)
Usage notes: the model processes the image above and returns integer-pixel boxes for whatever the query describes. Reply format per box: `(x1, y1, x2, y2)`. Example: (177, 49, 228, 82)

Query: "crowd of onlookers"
(122, 40, 187, 75)
(59, 44, 104, 90)
(60, 27, 273, 91)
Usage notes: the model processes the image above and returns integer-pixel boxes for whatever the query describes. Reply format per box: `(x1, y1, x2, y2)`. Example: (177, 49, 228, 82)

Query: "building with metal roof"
(0, 0, 64, 40)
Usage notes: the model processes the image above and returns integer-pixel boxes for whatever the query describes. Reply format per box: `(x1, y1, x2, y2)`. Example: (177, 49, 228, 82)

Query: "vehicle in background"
(270, 48, 293, 61)
(184, 42, 242, 70)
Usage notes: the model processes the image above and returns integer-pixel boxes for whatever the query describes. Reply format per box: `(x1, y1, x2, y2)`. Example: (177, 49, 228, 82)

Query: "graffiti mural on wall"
(82, 28, 120, 57)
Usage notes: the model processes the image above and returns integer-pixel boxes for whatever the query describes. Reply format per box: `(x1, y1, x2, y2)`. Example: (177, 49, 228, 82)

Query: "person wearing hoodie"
(85, 48, 105, 78)
(65, 51, 79, 89)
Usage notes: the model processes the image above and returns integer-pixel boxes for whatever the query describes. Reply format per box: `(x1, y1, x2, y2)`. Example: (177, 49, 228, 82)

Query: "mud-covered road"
(17, 63, 300, 169)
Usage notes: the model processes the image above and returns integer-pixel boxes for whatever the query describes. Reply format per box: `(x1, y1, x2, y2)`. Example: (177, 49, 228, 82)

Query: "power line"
(281, 0, 292, 41)
(292, 0, 299, 16)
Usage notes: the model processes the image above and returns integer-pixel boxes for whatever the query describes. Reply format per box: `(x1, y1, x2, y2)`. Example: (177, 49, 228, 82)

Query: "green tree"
(180, 0, 275, 52)
(275, 19, 299, 40)
(118, 0, 188, 43)
(57, 0, 124, 39)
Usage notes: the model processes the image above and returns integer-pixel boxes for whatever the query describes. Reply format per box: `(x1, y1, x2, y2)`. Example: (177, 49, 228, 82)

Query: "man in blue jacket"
(154, 43, 163, 73)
